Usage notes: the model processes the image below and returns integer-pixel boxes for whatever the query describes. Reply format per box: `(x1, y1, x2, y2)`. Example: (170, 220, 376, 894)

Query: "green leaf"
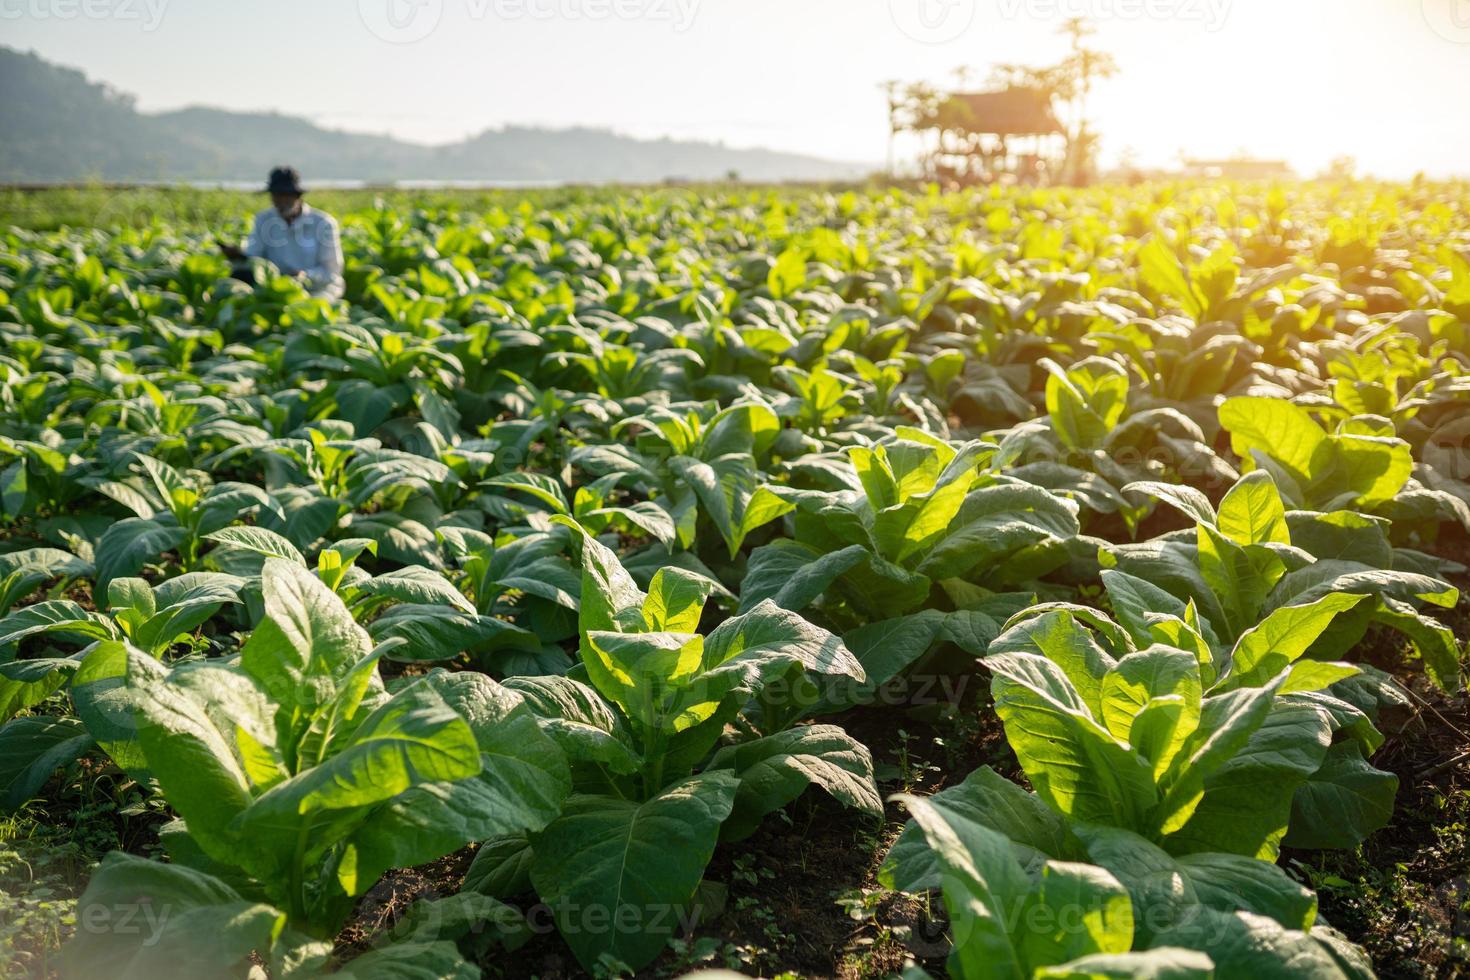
(738, 540, 868, 614)
(882, 765, 1083, 893)
(1219, 397, 1327, 488)
(95, 518, 187, 596)
(1077, 822, 1310, 933)
(0, 600, 119, 647)
(1098, 646, 1200, 760)
(1195, 524, 1283, 640)
(1284, 741, 1397, 850)
(484, 472, 570, 515)
(767, 248, 807, 299)
(354, 566, 476, 614)
(71, 640, 150, 777)
(0, 715, 92, 809)
(709, 724, 881, 841)
(559, 517, 645, 641)
(339, 672, 570, 895)
(243, 680, 480, 821)
(1035, 948, 1214, 979)
(1322, 433, 1413, 508)
(383, 892, 530, 952)
(64, 852, 283, 980)
(204, 525, 306, 566)
(1137, 236, 1196, 314)
(1372, 595, 1463, 692)
(131, 576, 242, 655)
(1220, 593, 1369, 692)
(462, 833, 534, 900)
(1123, 481, 1216, 528)
(985, 646, 1159, 831)
(1043, 358, 1129, 451)
(642, 567, 717, 633)
(1018, 860, 1134, 971)
(1149, 908, 1363, 978)
(1163, 693, 1331, 859)
(128, 660, 259, 868)
(584, 629, 705, 731)
(367, 605, 534, 662)
(811, 612, 946, 713)
(893, 792, 1031, 980)
(990, 610, 1116, 719)
(917, 482, 1079, 583)
(108, 577, 155, 620)
(0, 665, 68, 724)
(1215, 471, 1289, 546)
(695, 599, 863, 710)
(504, 674, 641, 773)
(334, 940, 479, 980)
(529, 771, 739, 971)
(669, 455, 794, 558)
(240, 558, 373, 711)
(1175, 850, 1317, 930)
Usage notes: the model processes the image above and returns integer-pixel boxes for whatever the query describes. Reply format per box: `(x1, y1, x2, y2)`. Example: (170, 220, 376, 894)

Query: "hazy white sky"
(6, 0, 1469, 177)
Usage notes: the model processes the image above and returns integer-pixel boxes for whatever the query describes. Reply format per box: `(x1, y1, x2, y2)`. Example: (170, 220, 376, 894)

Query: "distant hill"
(0, 47, 866, 184)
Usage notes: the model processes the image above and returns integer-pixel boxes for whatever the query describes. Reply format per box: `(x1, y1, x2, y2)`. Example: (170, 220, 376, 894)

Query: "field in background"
(1, 179, 1468, 979)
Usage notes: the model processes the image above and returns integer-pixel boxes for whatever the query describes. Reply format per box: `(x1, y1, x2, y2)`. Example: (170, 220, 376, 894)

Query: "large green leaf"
(693, 599, 863, 709)
(985, 650, 1159, 831)
(503, 674, 640, 773)
(737, 540, 868, 614)
(895, 792, 1032, 980)
(1162, 694, 1331, 858)
(1219, 397, 1326, 488)
(354, 566, 476, 614)
(128, 659, 259, 868)
(0, 599, 119, 647)
(1043, 357, 1129, 452)
(708, 724, 881, 841)
(332, 940, 479, 980)
(1219, 593, 1368, 692)
(339, 671, 570, 895)
(641, 566, 717, 633)
(94, 518, 188, 597)
(366, 604, 534, 662)
(1018, 860, 1135, 971)
(64, 852, 283, 980)
(883, 767, 1086, 894)
(239, 680, 480, 834)
(240, 558, 373, 712)
(1215, 470, 1289, 546)
(0, 715, 92, 809)
(1034, 948, 1214, 979)
(1283, 741, 1397, 850)
(529, 771, 739, 971)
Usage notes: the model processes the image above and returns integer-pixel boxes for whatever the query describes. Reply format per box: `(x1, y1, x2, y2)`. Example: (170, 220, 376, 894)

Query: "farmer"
(217, 166, 345, 301)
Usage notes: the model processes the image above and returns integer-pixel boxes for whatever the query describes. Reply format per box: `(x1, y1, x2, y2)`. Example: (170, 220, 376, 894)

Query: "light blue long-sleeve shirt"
(242, 203, 345, 300)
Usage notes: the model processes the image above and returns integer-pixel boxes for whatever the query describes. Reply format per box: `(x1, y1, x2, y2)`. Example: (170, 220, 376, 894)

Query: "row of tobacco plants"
(0, 180, 1467, 978)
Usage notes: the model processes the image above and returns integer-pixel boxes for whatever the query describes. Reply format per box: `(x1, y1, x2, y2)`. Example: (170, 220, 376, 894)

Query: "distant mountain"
(0, 47, 867, 184)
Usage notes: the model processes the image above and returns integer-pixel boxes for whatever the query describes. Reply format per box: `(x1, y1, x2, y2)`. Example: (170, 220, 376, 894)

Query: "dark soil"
(1287, 682, 1470, 978)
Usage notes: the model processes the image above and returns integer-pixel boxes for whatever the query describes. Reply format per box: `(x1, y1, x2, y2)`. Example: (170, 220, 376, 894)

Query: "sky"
(5, 0, 1470, 177)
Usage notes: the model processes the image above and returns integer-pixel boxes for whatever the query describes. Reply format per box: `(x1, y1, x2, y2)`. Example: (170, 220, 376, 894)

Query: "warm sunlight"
(4, 0, 1468, 180)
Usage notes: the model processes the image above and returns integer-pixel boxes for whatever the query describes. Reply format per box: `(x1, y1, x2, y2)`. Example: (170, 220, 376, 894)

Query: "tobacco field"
(0, 181, 1468, 979)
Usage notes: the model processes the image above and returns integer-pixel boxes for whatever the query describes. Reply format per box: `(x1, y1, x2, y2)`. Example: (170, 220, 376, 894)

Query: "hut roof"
(939, 88, 1063, 136)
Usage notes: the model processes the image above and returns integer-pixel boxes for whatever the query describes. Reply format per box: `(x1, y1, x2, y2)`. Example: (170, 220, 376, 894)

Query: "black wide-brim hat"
(265, 167, 305, 195)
